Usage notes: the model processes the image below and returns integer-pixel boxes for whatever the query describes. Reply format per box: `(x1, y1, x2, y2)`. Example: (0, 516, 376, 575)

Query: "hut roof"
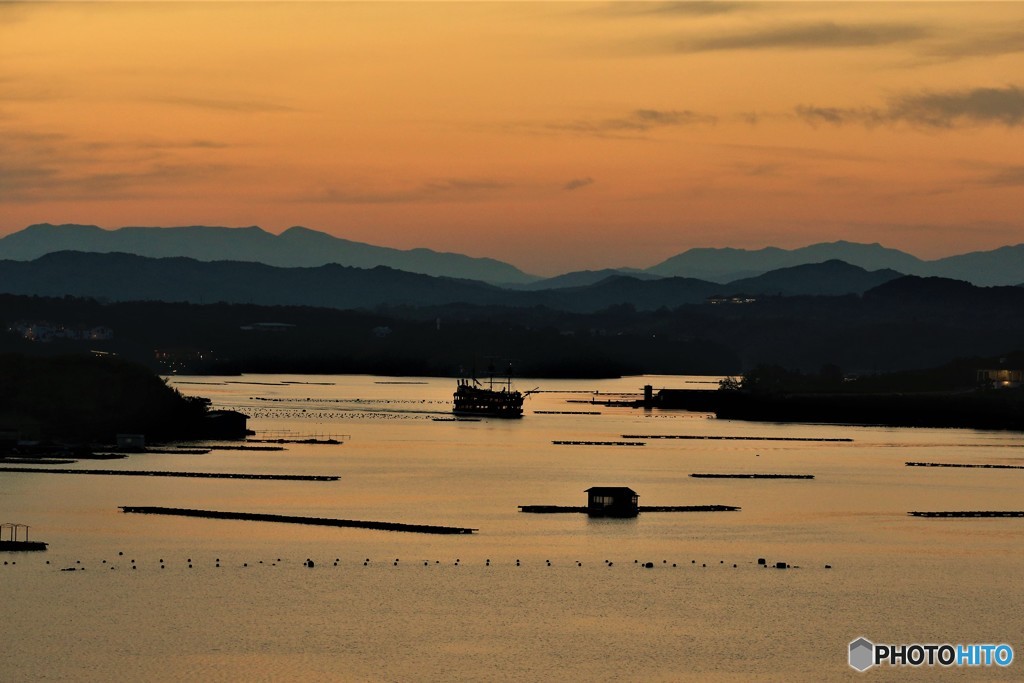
(585, 486, 638, 497)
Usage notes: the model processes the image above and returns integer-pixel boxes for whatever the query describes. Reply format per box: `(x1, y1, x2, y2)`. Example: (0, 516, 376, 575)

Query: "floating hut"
(585, 486, 639, 518)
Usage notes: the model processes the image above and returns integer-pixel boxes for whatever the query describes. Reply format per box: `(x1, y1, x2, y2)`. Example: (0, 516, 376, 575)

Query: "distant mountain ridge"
(2, 224, 1022, 286)
(648, 240, 1024, 286)
(0, 251, 917, 312)
(0, 223, 535, 285)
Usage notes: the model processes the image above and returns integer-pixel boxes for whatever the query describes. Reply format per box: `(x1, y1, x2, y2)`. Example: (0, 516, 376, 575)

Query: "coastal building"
(585, 486, 639, 518)
(977, 367, 1024, 389)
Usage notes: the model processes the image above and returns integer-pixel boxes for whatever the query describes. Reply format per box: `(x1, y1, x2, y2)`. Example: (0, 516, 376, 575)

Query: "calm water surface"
(3, 374, 1022, 680)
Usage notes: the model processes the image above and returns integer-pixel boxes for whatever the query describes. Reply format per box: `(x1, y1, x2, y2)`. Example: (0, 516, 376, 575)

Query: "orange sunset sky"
(2, 1, 1024, 275)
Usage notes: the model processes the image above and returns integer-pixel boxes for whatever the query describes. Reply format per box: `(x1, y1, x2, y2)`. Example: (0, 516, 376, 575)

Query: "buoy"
(825, 564, 832, 569)
(644, 562, 654, 569)
(757, 558, 766, 565)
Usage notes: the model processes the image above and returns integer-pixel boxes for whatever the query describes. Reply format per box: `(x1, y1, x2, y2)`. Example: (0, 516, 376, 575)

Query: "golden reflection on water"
(3, 374, 1023, 680)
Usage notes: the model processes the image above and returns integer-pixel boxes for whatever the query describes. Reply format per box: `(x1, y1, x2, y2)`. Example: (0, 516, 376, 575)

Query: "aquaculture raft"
(908, 511, 1024, 518)
(0, 523, 47, 551)
(690, 473, 815, 479)
(518, 505, 740, 513)
(120, 506, 477, 534)
(0, 467, 336, 481)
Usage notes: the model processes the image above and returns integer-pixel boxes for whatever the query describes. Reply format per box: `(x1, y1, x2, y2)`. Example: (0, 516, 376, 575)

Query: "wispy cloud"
(150, 96, 296, 113)
(545, 108, 715, 138)
(976, 165, 1024, 188)
(923, 25, 1024, 60)
(0, 124, 236, 203)
(797, 86, 1024, 128)
(1, 161, 230, 203)
(301, 178, 512, 205)
(590, 2, 749, 19)
(889, 87, 1024, 127)
(563, 177, 595, 191)
(676, 22, 929, 52)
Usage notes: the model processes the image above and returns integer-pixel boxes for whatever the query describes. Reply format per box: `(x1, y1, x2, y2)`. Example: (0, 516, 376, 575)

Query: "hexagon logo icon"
(849, 637, 875, 672)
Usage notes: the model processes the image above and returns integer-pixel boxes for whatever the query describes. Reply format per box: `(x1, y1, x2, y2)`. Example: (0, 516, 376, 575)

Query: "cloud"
(547, 108, 715, 137)
(795, 105, 884, 127)
(301, 178, 512, 205)
(151, 96, 295, 113)
(977, 165, 1024, 188)
(923, 26, 1024, 60)
(889, 87, 1024, 127)
(677, 22, 929, 52)
(590, 2, 748, 19)
(0, 161, 230, 203)
(563, 177, 595, 191)
(0, 124, 236, 202)
(796, 86, 1024, 128)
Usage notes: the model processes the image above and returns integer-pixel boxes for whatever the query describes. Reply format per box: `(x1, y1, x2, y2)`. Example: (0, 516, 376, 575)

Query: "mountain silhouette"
(0, 223, 536, 285)
(647, 240, 1024, 286)
(0, 252, 931, 312)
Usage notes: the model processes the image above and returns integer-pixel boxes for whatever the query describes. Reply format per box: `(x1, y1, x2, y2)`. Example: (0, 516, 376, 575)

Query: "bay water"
(2, 375, 1022, 680)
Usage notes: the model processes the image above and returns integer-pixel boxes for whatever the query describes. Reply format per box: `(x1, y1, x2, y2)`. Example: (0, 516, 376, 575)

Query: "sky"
(2, 1, 1024, 276)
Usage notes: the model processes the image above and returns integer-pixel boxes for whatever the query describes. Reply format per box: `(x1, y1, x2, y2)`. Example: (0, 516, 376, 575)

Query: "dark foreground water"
(3, 375, 1022, 680)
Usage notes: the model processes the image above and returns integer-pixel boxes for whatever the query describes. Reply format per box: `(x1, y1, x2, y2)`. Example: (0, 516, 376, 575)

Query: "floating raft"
(622, 434, 852, 442)
(247, 438, 343, 445)
(119, 506, 477, 534)
(0, 467, 337, 481)
(535, 411, 602, 415)
(690, 473, 815, 479)
(0, 540, 47, 551)
(906, 461, 1024, 470)
(552, 440, 645, 446)
(518, 505, 740, 513)
(909, 511, 1024, 518)
(138, 448, 212, 454)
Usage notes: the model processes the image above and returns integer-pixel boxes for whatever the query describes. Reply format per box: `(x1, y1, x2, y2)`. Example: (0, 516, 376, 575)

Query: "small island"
(0, 353, 247, 454)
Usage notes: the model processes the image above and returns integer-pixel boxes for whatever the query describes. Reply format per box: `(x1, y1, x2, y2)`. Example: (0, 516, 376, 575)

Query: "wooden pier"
(119, 506, 477, 534)
(690, 473, 815, 479)
(518, 505, 740, 513)
(908, 511, 1024, 518)
(0, 467, 337, 481)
